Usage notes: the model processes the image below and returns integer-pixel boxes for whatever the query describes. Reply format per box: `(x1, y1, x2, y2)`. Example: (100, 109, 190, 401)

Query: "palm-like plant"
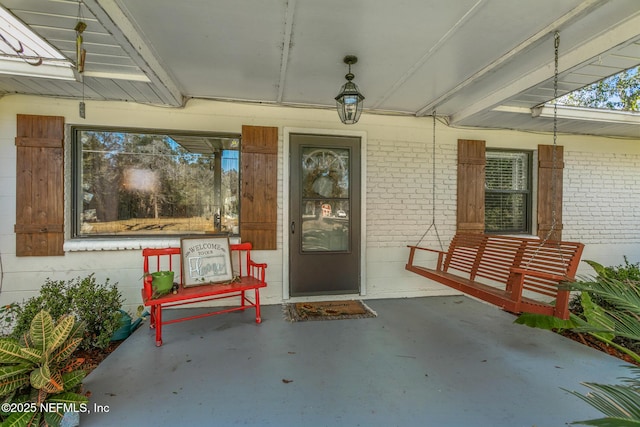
(561, 276, 640, 426)
(517, 260, 640, 426)
(567, 367, 640, 426)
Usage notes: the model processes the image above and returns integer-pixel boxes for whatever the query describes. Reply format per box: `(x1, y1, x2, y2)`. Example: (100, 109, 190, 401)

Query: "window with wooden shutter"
(15, 114, 65, 256)
(240, 125, 278, 250)
(537, 144, 564, 241)
(457, 139, 485, 234)
(457, 141, 564, 239)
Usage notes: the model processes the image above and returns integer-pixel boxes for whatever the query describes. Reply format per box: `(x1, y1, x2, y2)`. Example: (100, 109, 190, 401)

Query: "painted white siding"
(1, 94, 639, 312)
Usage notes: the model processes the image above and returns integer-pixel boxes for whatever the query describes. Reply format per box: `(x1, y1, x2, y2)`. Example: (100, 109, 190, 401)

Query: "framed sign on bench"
(181, 236, 233, 287)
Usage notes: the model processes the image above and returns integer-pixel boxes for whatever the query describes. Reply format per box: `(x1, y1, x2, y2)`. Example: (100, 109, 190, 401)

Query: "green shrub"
(12, 274, 122, 351)
(601, 256, 640, 281)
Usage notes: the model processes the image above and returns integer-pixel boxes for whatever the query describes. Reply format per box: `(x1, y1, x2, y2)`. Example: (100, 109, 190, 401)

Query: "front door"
(289, 133, 361, 296)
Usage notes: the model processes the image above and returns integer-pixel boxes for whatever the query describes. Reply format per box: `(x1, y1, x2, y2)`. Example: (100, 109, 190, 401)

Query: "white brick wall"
(565, 150, 640, 244)
(367, 138, 457, 248)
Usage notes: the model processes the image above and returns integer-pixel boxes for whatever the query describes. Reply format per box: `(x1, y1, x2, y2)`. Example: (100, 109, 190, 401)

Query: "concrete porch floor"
(81, 296, 633, 426)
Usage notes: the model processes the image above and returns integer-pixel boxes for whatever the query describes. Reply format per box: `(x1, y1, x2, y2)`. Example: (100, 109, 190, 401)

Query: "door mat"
(283, 300, 377, 322)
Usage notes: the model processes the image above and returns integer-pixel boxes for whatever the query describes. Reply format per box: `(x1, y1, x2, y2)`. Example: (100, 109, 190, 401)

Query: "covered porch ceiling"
(1, 0, 639, 138)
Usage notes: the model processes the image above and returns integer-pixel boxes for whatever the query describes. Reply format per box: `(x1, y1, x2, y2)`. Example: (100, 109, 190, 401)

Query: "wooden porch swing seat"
(406, 233, 584, 319)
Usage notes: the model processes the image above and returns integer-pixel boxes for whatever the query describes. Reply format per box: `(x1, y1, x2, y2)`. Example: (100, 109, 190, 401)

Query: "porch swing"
(405, 32, 584, 320)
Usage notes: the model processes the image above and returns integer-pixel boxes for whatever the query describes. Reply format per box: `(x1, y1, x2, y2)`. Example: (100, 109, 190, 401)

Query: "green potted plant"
(149, 271, 174, 296)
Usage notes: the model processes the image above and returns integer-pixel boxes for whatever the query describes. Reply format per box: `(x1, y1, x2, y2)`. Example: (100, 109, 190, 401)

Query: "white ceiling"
(0, 0, 639, 137)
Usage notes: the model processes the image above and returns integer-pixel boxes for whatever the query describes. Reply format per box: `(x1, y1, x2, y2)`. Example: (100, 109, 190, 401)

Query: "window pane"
(301, 147, 350, 252)
(485, 150, 531, 233)
(485, 193, 527, 232)
(486, 151, 528, 191)
(75, 129, 240, 237)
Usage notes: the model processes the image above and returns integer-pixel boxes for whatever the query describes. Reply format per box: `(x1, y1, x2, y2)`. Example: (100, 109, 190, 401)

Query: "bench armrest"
(247, 258, 267, 283)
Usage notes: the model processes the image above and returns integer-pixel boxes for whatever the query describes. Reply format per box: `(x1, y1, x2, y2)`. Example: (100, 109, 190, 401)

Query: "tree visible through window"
(485, 150, 532, 234)
(73, 128, 240, 237)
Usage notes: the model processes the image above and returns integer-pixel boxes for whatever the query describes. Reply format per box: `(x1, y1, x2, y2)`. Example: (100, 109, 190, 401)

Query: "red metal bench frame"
(406, 233, 584, 319)
(142, 242, 267, 346)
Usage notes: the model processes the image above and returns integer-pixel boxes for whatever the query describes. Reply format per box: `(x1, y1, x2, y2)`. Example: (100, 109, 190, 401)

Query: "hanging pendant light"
(335, 55, 365, 124)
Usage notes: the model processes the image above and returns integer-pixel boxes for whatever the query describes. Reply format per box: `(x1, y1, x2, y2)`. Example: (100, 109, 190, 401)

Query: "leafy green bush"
(12, 274, 122, 351)
(600, 256, 640, 281)
(0, 303, 19, 337)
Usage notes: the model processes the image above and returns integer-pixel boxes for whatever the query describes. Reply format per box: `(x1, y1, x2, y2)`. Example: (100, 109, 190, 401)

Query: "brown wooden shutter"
(15, 114, 65, 256)
(537, 144, 564, 241)
(240, 125, 278, 250)
(457, 139, 485, 233)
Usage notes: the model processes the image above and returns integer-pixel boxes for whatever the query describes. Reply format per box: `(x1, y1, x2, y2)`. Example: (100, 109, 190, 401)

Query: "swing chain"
(549, 31, 560, 239)
(523, 31, 566, 271)
(415, 111, 443, 250)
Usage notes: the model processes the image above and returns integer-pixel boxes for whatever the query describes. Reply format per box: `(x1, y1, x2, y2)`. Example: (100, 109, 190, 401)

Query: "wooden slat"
(14, 224, 64, 233)
(15, 137, 62, 148)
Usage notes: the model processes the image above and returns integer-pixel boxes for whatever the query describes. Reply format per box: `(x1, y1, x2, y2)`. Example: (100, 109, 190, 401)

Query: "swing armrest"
(407, 245, 447, 255)
(407, 245, 448, 271)
(508, 267, 573, 308)
(509, 267, 571, 283)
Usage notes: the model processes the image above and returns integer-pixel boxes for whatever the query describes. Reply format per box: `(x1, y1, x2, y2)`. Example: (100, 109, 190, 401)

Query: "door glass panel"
(301, 148, 350, 252)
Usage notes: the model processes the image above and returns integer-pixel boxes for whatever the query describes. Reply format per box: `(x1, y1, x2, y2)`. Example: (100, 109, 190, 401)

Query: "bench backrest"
(142, 242, 254, 300)
(444, 233, 584, 297)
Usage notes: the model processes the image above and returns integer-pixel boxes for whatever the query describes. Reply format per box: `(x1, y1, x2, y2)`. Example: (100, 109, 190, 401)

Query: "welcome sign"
(180, 236, 233, 286)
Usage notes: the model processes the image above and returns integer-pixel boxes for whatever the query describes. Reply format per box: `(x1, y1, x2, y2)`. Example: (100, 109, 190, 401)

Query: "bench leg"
(155, 305, 163, 347)
(254, 288, 262, 324)
(149, 305, 157, 329)
(240, 290, 246, 311)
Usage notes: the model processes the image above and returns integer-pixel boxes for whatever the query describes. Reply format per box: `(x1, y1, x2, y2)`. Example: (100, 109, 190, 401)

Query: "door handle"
(291, 221, 295, 234)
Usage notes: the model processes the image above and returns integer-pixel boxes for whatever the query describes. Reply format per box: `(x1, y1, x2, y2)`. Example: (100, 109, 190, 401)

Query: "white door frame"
(282, 127, 367, 300)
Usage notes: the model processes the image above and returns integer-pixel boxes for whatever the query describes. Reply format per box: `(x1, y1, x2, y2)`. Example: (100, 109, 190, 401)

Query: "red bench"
(142, 242, 267, 346)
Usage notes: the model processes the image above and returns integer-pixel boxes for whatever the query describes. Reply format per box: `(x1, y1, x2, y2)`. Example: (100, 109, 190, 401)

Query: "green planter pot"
(151, 271, 174, 295)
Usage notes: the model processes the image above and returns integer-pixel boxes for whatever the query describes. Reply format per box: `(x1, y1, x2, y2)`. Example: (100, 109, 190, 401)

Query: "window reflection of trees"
(76, 130, 240, 236)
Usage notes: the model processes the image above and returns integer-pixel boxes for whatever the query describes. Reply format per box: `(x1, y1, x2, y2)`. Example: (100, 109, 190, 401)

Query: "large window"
(72, 128, 240, 237)
(485, 150, 532, 234)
